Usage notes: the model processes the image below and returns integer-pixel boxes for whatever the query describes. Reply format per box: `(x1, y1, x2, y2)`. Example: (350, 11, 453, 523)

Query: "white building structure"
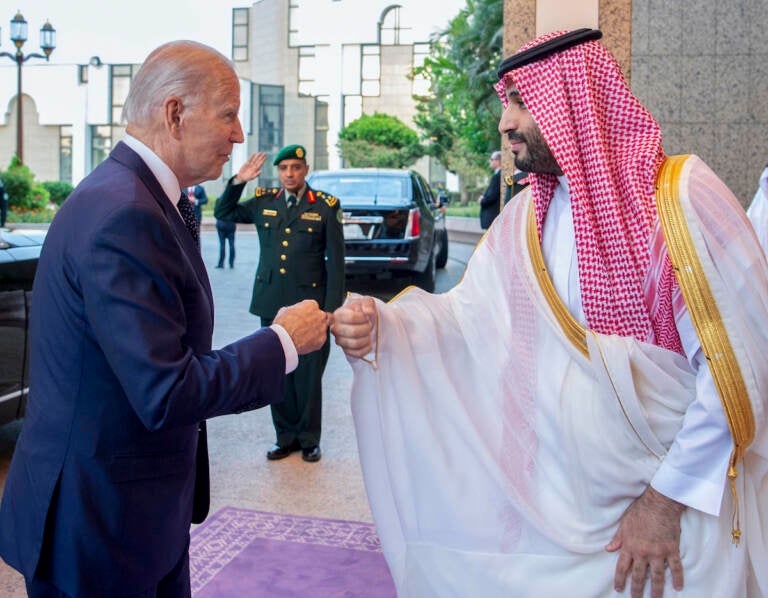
(0, 0, 462, 191)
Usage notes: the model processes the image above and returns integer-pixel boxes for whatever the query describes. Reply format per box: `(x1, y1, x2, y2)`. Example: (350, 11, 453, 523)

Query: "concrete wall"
(631, 0, 768, 205)
(502, 0, 767, 206)
(0, 94, 60, 181)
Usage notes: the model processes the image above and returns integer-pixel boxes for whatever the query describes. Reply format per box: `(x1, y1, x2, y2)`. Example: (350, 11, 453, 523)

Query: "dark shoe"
(266, 442, 299, 460)
(215, 264, 224, 269)
(301, 446, 321, 463)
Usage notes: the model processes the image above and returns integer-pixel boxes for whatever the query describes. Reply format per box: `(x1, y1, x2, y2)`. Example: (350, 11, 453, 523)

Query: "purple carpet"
(190, 507, 396, 597)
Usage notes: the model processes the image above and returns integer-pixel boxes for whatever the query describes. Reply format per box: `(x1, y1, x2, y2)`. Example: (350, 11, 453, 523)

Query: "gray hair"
(123, 40, 235, 128)
(490, 151, 502, 161)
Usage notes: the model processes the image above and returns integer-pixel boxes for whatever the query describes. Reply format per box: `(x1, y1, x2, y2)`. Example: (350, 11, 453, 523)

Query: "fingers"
(613, 550, 631, 593)
(330, 299, 376, 358)
(668, 553, 684, 591)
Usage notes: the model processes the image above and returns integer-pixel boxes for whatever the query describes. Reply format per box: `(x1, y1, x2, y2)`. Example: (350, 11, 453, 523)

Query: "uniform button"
(282, 240, 289, 247)
(285, 227, 291, 234)
(265, 222, 270, 228)
(308, 227, 313, 232)
(312, 282, 317, 288)
(279, 268, 286, 275)
(280, 254, 287, 261)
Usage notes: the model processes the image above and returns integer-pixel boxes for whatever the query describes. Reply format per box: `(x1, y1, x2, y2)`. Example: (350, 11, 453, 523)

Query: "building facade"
(1, 0, 766, 205)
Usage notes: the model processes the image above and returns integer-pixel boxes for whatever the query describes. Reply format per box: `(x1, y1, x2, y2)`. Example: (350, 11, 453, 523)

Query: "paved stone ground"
(0, 230, 475, 595)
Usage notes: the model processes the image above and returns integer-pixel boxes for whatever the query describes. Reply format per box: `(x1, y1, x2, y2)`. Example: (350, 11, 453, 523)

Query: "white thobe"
(349, 155, 768, 596)
(543, 176, 731, 515)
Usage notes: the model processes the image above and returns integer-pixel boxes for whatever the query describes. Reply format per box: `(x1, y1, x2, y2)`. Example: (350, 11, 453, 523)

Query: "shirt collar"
(285, 184, 307, 201)
(123, 134, 182, 207)
(553, 174, 570, 204)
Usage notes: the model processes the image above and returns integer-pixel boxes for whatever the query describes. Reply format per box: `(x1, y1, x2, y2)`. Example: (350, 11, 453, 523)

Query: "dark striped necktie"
(177, 192, 200, 249)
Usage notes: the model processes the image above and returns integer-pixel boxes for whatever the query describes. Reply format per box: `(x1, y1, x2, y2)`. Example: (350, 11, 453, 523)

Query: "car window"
(310, 174, 411, 206)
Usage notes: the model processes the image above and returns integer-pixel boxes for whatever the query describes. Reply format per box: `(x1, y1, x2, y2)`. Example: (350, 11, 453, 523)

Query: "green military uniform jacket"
(215, 178, 345, 319)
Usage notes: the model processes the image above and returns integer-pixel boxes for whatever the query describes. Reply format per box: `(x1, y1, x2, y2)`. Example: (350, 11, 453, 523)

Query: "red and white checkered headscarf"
(495, 31, 682, 353)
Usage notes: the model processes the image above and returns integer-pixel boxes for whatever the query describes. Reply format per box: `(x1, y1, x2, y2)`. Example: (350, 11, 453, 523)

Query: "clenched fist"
(330, 296, 377, 358)
(273, 300, 332, 355)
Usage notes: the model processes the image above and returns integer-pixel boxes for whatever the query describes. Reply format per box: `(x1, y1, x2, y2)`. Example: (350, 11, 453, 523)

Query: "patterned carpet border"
(189, 507, 383, 594)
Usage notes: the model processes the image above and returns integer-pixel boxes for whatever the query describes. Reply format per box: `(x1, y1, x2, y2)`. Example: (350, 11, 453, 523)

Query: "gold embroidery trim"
(656, 154, 755, 545)
(526, 202, 589, 358)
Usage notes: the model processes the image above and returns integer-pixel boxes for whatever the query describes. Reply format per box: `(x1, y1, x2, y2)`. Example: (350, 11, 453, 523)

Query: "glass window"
(232, 7, 249, 62)
(258, 85, 284, 188)
(59, 126, 73, 184)
(111, 64, 138, 124)
(91, 125, 112, 171)
(314, 98, 329, 171)
(298, 46, 316, 96)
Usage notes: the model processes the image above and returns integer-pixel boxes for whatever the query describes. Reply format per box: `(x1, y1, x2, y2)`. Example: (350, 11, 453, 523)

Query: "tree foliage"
(413, 0, 504, 193)
(338, 112, 424, 168)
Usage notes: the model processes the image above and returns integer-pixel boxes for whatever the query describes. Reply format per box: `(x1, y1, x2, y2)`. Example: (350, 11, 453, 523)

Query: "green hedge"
(42, 180, 74, 205)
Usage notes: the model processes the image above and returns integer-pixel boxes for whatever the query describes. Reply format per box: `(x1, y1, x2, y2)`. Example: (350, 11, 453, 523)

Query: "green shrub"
(29, 184, 51, 210)
(446, 204, 480, 218)
(42, 181, 74, 205)
(1, 169, 33, 209)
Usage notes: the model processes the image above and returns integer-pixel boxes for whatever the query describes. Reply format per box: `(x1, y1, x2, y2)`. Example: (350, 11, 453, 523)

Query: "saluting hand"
(273, 299, 332, 355)
(330, 296, 377, 358)
(234, 152, 268, 184)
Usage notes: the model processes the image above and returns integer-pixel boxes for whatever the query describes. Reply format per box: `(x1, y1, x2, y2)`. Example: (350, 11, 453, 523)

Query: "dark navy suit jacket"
(479, 168, 502, 229)
(0, 142, 286, 596)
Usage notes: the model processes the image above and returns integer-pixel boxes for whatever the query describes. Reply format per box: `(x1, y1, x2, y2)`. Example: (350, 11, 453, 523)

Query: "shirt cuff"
(651, 462, 726, 516)
(270, 323, 298, 373)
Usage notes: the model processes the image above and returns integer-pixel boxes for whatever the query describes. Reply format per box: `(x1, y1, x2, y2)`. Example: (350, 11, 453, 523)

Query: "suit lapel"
(109, 142, 213, 313)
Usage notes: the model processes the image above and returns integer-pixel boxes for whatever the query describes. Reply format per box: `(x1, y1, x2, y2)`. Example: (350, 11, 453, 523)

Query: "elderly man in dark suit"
(0, 41, 330, 598)
(477, 150, 503, 229)
(215, 145, 345, 463)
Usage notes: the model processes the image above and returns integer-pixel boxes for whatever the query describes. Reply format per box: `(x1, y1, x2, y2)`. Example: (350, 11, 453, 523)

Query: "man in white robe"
(331, 29, 768, 597)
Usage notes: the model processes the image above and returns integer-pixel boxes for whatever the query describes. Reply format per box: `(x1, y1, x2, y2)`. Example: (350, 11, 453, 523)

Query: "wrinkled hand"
(235, 152, 267, 184)
(606, 485, 686, 598)
(330, 296, 377, 358)
(273, 299, 332, 355)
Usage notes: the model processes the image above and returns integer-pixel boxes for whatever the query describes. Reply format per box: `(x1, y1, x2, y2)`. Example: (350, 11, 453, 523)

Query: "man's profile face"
(278, 159, 310, 194)
(178, 65, 245, 185)
(498, 81, 562, 176)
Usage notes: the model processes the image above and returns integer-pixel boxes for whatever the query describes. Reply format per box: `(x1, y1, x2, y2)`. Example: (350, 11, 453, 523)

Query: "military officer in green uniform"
(215, 144, 345, 462)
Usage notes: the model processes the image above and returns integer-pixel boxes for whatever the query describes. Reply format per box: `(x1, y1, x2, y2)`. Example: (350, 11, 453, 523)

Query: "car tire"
(413, 251, 436, 292)
(435, 228, 449, 269)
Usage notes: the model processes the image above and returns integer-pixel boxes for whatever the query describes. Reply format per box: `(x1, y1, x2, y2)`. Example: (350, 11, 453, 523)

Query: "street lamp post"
(0, 11, 56, 165)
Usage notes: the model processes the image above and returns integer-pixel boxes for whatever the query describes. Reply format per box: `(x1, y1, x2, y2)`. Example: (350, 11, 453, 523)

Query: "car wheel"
(413, 251, 436, 292)
(435, 228, 449, 269)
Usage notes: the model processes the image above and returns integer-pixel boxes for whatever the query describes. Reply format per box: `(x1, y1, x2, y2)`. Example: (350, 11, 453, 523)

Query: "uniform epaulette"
(254, 187, 280, 198)
(317, 191, 339, 207)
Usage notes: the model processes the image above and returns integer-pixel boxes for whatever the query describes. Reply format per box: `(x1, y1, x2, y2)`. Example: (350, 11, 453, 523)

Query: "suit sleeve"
(80, 203, 285, 431)
(214, 177, 258, 224)
(479, 171, 502, 208)
(324, 201, 346, 311)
